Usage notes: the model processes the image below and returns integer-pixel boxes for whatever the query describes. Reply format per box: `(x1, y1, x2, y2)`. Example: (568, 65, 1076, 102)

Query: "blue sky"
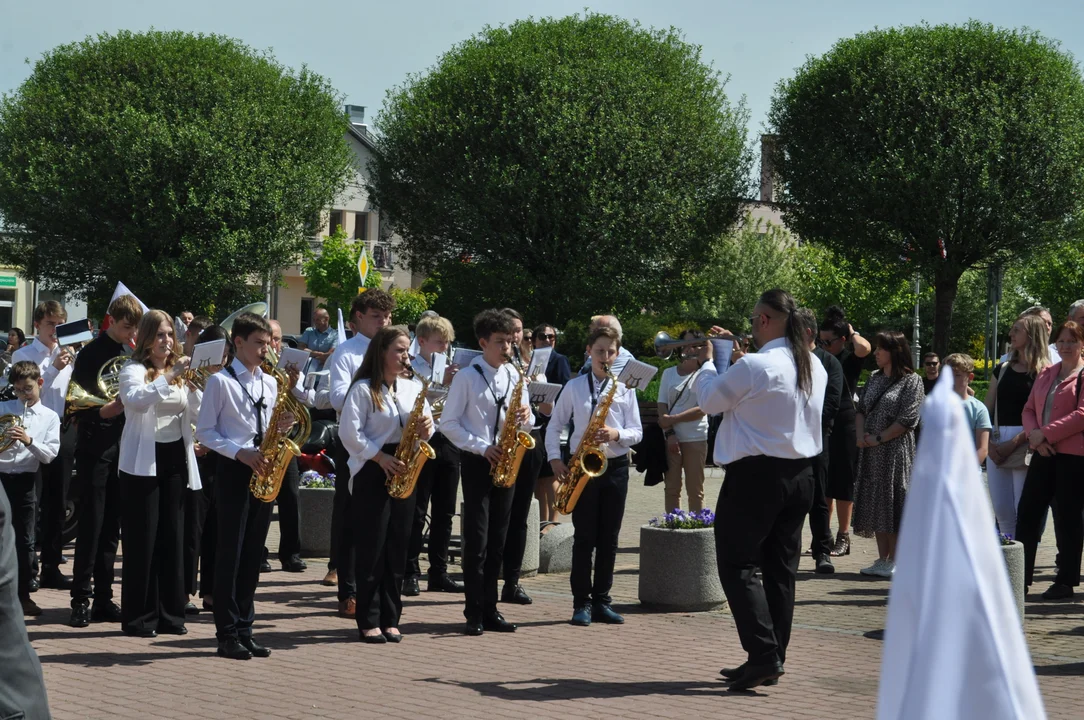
(2, 0, 1081, 138)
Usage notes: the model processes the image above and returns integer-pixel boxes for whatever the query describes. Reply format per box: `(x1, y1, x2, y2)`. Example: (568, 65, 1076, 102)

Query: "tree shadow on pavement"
(417, 676, 771, 700)
(37, 649, 218, 667)
(1034, 662, 1084, 676)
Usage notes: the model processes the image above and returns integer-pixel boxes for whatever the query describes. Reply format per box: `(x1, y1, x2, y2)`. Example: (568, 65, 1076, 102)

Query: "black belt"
(603, 454, 630, 470)
(725, 455, 812, 472)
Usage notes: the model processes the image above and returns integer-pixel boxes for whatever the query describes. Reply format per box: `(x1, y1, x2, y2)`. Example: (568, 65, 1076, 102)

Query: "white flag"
(336, 308, 347, 345)
(877, 372, 1046, 720)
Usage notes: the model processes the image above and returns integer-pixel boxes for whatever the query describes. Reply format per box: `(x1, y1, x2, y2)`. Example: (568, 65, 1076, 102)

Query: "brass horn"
(64, 378, 109, 418)
(654, 331, 710, 360)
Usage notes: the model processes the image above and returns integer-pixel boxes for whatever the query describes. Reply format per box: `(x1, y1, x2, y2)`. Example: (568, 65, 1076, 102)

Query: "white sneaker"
(876, 560, 896, 578)
(860, 559, 885, 576)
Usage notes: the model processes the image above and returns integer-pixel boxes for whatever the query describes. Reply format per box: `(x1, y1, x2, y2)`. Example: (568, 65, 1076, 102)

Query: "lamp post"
(912, 274, 921, 369)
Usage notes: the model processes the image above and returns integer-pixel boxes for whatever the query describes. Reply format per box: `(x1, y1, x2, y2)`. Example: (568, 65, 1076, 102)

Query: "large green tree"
(0, 30, 355, 314)
(768, 22, 1084, 356)
(368, 13, 750, 323)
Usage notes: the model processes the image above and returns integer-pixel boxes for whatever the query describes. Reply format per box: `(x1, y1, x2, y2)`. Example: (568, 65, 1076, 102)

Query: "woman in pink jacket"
(1017, 320, 1084, 600)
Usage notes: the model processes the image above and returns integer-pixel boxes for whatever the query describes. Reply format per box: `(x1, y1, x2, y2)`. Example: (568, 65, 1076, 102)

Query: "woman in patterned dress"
(852, 330, 925, 578)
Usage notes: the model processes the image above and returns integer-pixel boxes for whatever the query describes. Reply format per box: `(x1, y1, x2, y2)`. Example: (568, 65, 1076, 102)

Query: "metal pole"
(912, 274, 921, 369)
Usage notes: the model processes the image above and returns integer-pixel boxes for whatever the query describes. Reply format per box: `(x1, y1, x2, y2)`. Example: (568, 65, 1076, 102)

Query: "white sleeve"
(328, 346, 354, 413)
(27, 410, 60, 465)
(438, 371, 489, 455)
(616, 387, 643, 448)
(545, 384, 574, 461)
(196, 375, 243, 460)
(695, 359, 753, 415)
(339, 384, 380, 464)
(120, 363, 170, 412)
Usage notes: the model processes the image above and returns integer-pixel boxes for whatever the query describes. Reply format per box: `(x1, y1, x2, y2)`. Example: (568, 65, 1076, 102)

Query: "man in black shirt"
(921, 352, 940, 395)
(68, 294, 143, 628)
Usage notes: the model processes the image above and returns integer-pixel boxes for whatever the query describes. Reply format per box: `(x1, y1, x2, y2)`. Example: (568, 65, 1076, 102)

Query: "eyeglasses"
(538, 333, 556, 340)
(924, 361, 939, 367)
(523, 335, 533, 342)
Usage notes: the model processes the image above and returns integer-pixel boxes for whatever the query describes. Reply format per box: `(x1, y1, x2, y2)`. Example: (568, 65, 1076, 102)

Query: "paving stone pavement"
(26, 468, 1084, 719)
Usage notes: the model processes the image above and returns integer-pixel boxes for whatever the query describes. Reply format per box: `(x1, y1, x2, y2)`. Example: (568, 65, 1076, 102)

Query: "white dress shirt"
(338, 377, 431, 485)
(545, 373, 642, 462)
(695, 337, 827, 466)
(12, 339, 73, 417)
(196, 358, 277, 461)
(118, 362, 201, 489)
(326, 333, 372, 413)
(411, 353, 447, 434)
(440, 357, 534, 456)
(0, 399, 59, 474)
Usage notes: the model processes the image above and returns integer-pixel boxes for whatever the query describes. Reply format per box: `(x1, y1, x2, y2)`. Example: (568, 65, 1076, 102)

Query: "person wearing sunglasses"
(532, 324, 572, 529)
(921, 353, 940, 395)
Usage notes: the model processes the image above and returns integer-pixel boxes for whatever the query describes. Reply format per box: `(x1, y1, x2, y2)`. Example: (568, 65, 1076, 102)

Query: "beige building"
(271, 106, 423, 335)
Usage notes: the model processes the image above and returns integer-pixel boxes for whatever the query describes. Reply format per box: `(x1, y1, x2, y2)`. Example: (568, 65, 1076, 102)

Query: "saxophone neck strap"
(474, 364, 509, 441)
(225, 364, 266, 446)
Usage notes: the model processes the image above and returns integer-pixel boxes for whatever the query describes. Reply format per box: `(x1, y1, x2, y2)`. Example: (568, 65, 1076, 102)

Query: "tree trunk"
(932, 268, 962, 359)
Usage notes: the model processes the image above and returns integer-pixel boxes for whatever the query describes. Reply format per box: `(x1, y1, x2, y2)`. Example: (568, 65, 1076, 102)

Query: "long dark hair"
(874, 330, 914, 378)
(759, 289, 812, 395)
(819, 305, 849, 340)
(353, 326, 410, 412)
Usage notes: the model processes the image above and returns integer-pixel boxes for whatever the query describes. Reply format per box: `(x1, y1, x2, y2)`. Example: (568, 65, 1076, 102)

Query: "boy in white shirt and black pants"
(0, 361, 61, 616)
(440, 310, 533, 636)
(196, 313, 291, 660)
(547, 327, 642, 627)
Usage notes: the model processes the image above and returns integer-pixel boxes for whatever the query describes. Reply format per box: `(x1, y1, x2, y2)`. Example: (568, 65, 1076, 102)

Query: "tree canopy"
(368, 13, 750, 323)
(0, 30, 355, 314)
(768, 21, 1084, 355)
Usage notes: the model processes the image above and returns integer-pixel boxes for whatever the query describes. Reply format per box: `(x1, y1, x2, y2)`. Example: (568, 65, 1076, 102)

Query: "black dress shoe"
(123, 627, 158, 638)
(382, 630, 403, 643)
(29, 576, 39, 593)
(719, 663, 746, 680)
(464, 620, 484, 636)
(728, 662, 784, 692)
(70, 600, 90, 628)
(40, 566, 72, 590)
(259, 559, 273, 573)
(427, 575, 464, 593)
(239, 636, 271, 657)
(815, 556, 836, 574)
(360, 631, 387, 644)
(218, 638, 253, 660)
(402, 576, 421, 597)
(157, 625, 188, 636)
(483, 612, 517, 633)
(90, 600, 122, 623)
(281, 556, 307, 573)
(184, 601, 200, 615)
(501, 585, 533, 605)
(202, 598, 214, 612)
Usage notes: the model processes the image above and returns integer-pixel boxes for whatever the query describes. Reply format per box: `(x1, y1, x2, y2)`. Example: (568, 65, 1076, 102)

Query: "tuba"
(555, 364, 619, 515)
(0, 401, 25, 454)
(385, 364, 436, 499)
(490, 352, 535, 488)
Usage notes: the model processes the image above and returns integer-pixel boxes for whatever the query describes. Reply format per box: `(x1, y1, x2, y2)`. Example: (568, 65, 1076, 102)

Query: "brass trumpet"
(653, 330, 737, 360)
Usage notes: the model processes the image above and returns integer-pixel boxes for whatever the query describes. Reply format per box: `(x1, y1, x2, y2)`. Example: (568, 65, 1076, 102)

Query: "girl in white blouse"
(118, 309, 200, 638)
(339, 326, 433, 643)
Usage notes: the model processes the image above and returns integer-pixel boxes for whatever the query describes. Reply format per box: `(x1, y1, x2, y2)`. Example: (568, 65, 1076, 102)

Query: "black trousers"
(716, 454, 814, 666)
(353, 446, 416, 630)
(0, 472, 37, 600)
(71, 425, 122, 604)
(570, 457, 629, 608)
(39, 422, 76, 569)
(183, 456, 213, 597)
(119, 440, 187, 634)
(807, 439, 834, 559)
(460, 453, 514, 621)
(503, 431, 545, 588)
(1016, 453, 1084, 587)
(275, 458, 301, 560)
(213, 456, 273, 641)
(406, 433, 460, 581)
(330, 438, 356, 600)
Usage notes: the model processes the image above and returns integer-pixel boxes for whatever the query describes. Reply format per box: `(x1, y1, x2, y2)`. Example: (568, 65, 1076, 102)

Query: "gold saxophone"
(386, 364, 436, 499)
(490, 353, 536, 488)
(555, 364, 618, 515)
(249, 349, 308, 503)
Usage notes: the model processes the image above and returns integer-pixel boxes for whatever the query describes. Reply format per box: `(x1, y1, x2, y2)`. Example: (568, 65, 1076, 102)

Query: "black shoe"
(28, 576, 39, 593)
(815, 556, 835, 574)
(157, 625, 188, 636)
(202, 598, 214, 612)
(217, 638, 253, 660)
(70, 600, 90, 628)
(483, 612, 517, 633)
(90, 600, 122, 623)
(360, 631, 387, 644)
(185, 601, 200, 615)
(728, 661, 784, 692)
(719, 663, 746, 680)
(501, 585, 533, 605)
(382, 630, 403, 643)
(1042, 582, 1074, 601)
(239, 636, 271, 657)
(464, 619, 484, 636)
(403, 576, 421, 597)
(259, 559, 273, 573)
(40, 566, 72, 590)
(592, 603, 625, 624)
(281, 556, 307, 573)
(123, 627, 158, 638)
(427, 575, 464, 593)
(571, 606, 592, 626)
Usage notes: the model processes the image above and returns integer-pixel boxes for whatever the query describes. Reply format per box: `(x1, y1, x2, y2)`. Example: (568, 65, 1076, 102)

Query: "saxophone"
(386, 364, 436, 499)
(555, 364, 618, 515)
(490, 353, 536, 488)
(250, 350, 306, 503)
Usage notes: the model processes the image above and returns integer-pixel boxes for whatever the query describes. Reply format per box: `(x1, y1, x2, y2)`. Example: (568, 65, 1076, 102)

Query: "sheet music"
(527, 381, 562, 405)
(710, 339, 734, 374)
(190, 339, 226, 370)
(616, 359, 659, 391)
(452, 347, 482, 368)
(277, 347, 311, 373)
(526, 347, 552, 378)
(305, 370, 328, 391)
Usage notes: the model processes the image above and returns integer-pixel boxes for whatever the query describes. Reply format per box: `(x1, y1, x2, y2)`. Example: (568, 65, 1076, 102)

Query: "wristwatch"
(875, 434, 882, 444)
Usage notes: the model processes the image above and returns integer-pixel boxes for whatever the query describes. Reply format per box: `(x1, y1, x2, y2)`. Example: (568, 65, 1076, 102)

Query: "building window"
(301, 297, 314, 332)
(354, 212, 368, 241)
(329, 210, 343, 235)
(0, 289, 15, 334)
(372, 243, 392, 269)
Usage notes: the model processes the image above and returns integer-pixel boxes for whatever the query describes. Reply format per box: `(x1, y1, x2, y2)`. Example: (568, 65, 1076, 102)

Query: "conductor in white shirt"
(695, 289, 827, 692)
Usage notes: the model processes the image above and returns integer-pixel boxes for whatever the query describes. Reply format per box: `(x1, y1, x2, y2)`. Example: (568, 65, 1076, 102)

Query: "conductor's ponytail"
(759, 289, 812, 396)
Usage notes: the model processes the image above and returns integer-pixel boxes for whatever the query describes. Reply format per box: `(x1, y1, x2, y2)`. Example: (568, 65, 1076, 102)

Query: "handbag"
(990, 363, 1031, 470)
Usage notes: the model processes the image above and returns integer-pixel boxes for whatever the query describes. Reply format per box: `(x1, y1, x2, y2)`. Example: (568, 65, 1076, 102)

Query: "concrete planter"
(1002, 540, 1025, 621)
(638, 525, 726, 612)
(299, 487, 334, 557)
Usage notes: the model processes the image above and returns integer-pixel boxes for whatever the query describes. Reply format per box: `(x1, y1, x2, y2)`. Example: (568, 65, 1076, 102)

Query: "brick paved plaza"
(25, 469, 1084, 719)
